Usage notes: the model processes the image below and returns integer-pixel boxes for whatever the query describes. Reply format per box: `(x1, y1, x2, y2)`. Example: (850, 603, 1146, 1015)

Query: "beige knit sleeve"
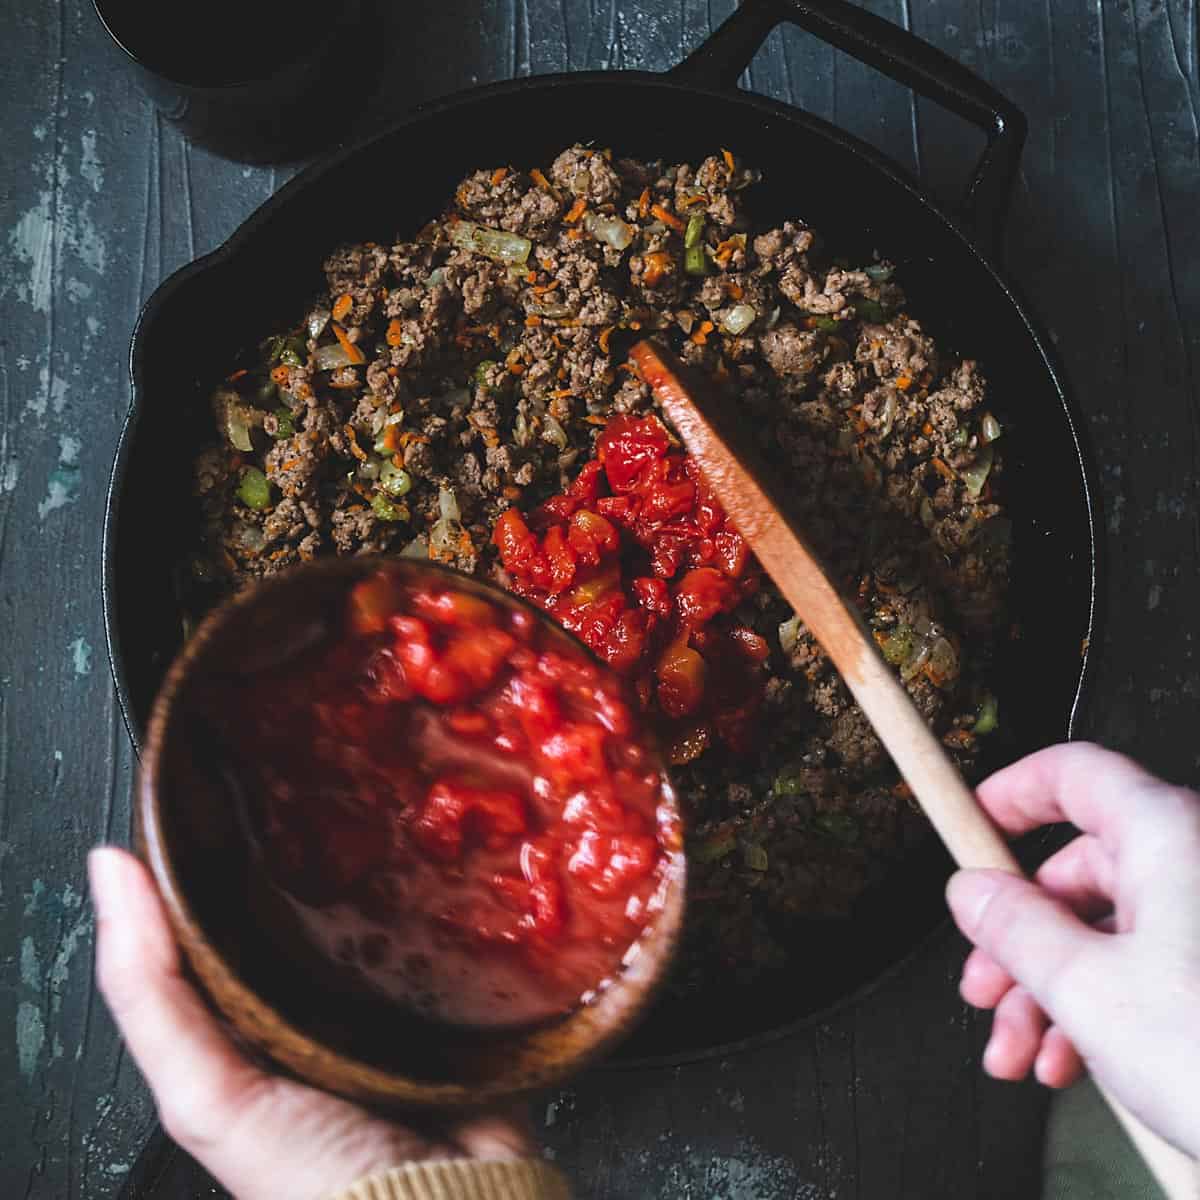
(329, 1158, 571, 1200)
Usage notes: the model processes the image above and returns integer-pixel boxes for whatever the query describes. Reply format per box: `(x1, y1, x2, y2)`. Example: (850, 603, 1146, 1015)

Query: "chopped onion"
(764, 306, 782, 331)
(514, 410, 531, 448)
(960, 444, 994, 498)
(426, 268, 446, 287)
(865, 263, 894, 283)
(233, 522, 265, 553)
(528, 300, 573, 319)
(449, 219, 531, 266)
(878, 391, 898, 438)
(428, 486, 463, 558)
(213, 390, 259, 452)
(357, 458, 382, 481)
(401, 536, 427, 559)
(720, 304, 757, 335)
(542, 414, 568, 450)
(926, 636, 959, 686)
(583, 211, 635, 251)
(900, 638, 932, 681)
(307, 306, 331, 340)
(980, 412, 1002, 443)
(438, 486, 460, 523)
(314, 342, 355, 371)
(778, 614, 802, 655)
(379, 460, 412, 496)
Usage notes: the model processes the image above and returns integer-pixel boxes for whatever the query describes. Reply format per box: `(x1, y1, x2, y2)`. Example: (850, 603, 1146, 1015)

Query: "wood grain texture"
(0, 0, 1197, 1197)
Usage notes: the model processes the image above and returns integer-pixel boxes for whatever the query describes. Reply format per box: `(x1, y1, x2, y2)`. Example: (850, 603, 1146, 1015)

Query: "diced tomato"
(411, 589, 495, 628)
(597, 414, 671, 491)
(641, 478, 695, 523)
(632, 576, 671, 615)
(674, 567, 736, 624)
(537, 721, 608, 788)
(714, 530, 748, 577)
(542, 524, 577, 591)
(730, 626, 770, 662)
(410, 780, 471, 862)
(567, 830, 658, 895)
(655, 635, 707, 718)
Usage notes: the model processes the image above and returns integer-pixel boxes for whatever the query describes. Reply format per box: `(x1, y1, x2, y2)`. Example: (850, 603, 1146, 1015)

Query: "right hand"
(945, 742, 1200, 1157)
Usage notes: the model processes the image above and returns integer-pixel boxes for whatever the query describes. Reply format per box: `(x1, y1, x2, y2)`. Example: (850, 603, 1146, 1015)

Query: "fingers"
(960, 947, 1013, 1009)
(1034, 835, 1116, 924)
(982, 986, 1047, 1081)
(946, 868, 1103, 1019)
(89, 847, 268, 1148)
(974, 743, 1179, 849)
(1035, 1026, 1085, 1089)
(450, 1109, 535, 1159)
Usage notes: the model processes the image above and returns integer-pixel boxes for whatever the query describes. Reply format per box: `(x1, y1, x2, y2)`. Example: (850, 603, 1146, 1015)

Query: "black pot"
(103, 0, 1099, 1066)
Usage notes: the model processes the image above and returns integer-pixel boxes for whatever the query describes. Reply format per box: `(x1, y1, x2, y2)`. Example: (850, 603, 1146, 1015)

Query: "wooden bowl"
(136, 555, 686, 1110)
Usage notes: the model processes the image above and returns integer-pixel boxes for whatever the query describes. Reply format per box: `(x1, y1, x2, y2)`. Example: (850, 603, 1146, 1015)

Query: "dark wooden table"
(3, 1, 1197, 1196)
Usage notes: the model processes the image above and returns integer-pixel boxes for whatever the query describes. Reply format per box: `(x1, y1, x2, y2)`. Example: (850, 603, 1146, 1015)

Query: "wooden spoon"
(631, 338, 1199, 1200)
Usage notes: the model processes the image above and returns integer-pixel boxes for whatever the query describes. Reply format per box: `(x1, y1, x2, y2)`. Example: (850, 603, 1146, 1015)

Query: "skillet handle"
(670, 0, 1026, 261)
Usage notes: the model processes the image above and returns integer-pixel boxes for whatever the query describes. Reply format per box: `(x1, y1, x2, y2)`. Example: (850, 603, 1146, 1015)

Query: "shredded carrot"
(387, 366, 399, 378)
(566, 227, 583, 240)
(921, 421, 934, 437)
(637, 188, 651, 218)
(379, 288, 389, 300)
(330, 375, 361, 389)
(556, 366, 567, 380)
(344, 425, 368, 461)
(681, 194, 708, 208)
(530, 168, 556, 196)
(714, 357, 730, 381)
(642, 251, 672, 286)
(650, 203, 684, 233)
(722, 148, 735, 171)
(270, 365, 291, 385)
(386, 318, 404, 348)
(332, 293, 353, 322)
(509, 362, 525, 375)
(540, 258, 556, 272)
(690, 319, 715, 346)
(551, 334, 565, 351)
(551, 388, 575, 399)
(854, 418, 868, 435)
(332, 322, 365, 365)
(491, 166, 508, 187)
(227, 368, 248, 383)
(584, 414, 607, 426)
(280, 458, 301, 472)
(531, 281, 559, 295)
(502, 485, 522, 500)
(727, 282, 744, 301)
(598, 326, 614, 355)
(525, 315, 542, 327)
(895, 374, 913, 391)
(931, 457, 956, 482)
(564, 197, 587, 223)
(628, 320, 641, 331)
(602, 147, 612, 161)
(381, 425, 400, 453)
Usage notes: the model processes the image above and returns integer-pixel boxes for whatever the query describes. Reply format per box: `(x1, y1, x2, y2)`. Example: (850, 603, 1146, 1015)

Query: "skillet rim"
(101, 66, 1102, 1064)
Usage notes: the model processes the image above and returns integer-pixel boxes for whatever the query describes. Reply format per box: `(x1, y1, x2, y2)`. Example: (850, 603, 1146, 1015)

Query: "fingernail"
(946, 870, 999, 933)
(87, 847, 123, 921)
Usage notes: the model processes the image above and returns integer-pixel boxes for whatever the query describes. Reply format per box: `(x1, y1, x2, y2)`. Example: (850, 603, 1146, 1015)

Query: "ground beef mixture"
(188, 146, 1010, 993)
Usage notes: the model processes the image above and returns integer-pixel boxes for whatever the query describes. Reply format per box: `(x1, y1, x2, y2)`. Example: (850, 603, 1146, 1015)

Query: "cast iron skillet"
(103, 0, 1099, 1066)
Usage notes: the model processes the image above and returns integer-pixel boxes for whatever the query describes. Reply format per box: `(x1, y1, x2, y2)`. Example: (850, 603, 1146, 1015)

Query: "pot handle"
(670, 0, 1026, 261)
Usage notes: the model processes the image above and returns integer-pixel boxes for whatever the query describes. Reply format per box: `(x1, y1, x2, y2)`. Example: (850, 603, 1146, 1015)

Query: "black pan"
(103, 0, 1099, 1065)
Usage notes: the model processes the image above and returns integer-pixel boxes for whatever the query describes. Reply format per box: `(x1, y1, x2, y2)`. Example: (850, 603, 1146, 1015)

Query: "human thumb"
(946, 869, 1104, 1022)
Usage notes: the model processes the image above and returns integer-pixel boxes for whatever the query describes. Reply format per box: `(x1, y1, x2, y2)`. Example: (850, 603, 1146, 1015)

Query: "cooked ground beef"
(188, 146, 1010, 992)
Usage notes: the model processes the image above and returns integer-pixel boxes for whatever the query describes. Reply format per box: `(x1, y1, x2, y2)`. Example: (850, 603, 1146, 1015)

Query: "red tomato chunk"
(222, 572, 679, 1030)
(492, 414, 767, 763)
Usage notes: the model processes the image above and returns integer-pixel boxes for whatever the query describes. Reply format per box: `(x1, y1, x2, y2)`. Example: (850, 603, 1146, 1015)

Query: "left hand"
(90, 846, 532, 1200)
